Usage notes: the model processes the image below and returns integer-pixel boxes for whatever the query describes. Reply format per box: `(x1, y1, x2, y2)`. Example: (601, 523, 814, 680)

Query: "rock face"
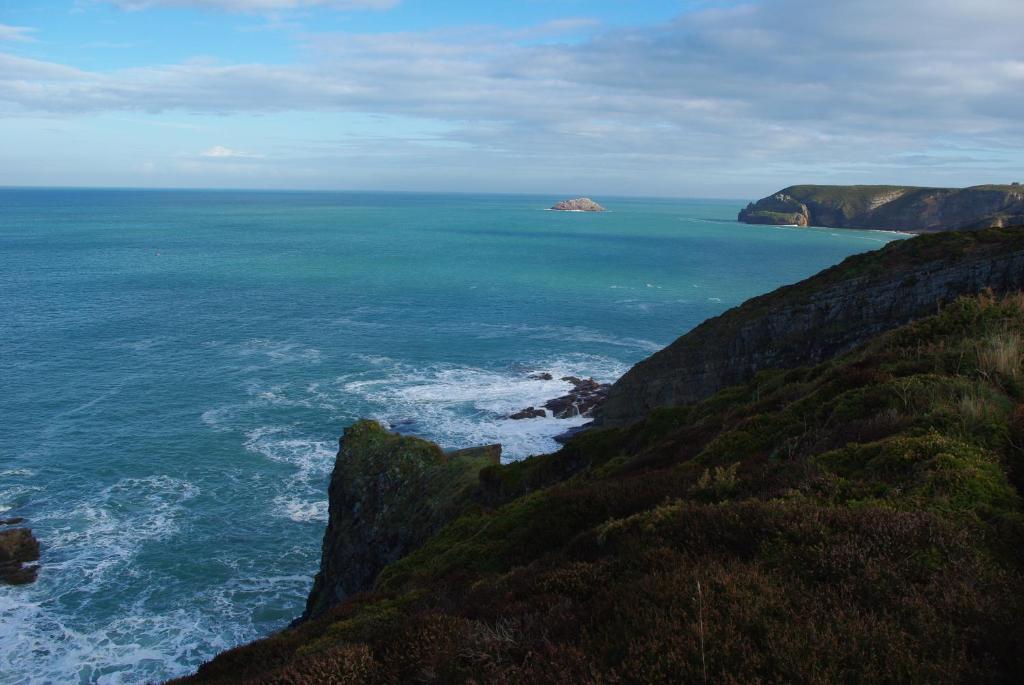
(551, 198, 606, 212)
(597, 227, 1024, 426)
(300, 421, 499, 621)
(0, 527, 40, 585)
(738, 184, 1024, 233)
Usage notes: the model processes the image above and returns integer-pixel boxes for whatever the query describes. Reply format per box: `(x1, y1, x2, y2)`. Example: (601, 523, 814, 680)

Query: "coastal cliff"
(738, 184, 1024, 232)
(598, 227, 1024, 426)
(301, 421, 499, 620)
(175, 228, 1024, 684)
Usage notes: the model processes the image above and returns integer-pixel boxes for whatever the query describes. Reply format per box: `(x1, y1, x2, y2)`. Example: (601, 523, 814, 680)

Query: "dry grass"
(978, 330, 1023, 383)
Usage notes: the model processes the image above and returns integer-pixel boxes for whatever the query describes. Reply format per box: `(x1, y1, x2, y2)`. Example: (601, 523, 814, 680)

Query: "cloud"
(3, 0, 1023, 191)
(0, 23, 36, 42)
(200, 145, 261, 158)
(103, 0, 398, 11)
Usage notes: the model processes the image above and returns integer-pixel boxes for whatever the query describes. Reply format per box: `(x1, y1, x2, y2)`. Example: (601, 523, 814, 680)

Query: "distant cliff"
(738, 184, 1024, 232)
(597, 227, 1024, 426)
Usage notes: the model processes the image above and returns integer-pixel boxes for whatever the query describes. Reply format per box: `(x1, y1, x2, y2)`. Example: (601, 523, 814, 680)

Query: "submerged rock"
(551, 197, 606, 212)
(300, 421, 500, 621)
(0, 527, 40, 585)
(528, 372, 553, 380)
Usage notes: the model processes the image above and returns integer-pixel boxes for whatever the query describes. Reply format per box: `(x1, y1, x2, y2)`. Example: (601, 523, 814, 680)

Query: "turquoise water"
(0, 189, 903, 683)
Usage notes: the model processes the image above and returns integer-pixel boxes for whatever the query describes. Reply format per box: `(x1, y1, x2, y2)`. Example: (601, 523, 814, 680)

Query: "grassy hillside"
(177, 291, 1024, 684)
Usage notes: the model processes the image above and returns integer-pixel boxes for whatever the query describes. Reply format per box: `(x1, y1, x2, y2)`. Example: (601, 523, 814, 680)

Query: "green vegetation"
(178, 291, 1024, 684)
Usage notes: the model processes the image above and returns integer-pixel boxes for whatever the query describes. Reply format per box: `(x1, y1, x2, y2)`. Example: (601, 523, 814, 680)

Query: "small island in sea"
(551, 197, 606, 212)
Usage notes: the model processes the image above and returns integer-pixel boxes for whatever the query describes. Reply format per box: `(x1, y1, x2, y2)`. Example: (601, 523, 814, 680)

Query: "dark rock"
(0, 517, 25, 526)
(598, 228, 1024, 426)
(510, 407, 547, 420)
(447, 444, 502, 462)
(554, 423, 593, 444)
(528, 372, 553, 381)
(544, 377, 610, 418)
(300, 420, 499, 621)
(0, 527, 40, 585)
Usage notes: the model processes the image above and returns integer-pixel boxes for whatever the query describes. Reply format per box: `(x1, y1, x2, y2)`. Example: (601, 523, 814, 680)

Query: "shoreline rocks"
(510, 374, 610, 421)
(551, 198, 606, 212)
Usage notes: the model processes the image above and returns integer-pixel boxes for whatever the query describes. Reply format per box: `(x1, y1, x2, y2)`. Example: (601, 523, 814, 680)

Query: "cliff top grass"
(179, 291, 1024, 684)
(705, 227, 1024, 329)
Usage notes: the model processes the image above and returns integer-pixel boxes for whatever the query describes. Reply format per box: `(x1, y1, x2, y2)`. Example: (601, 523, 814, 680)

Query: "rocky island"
(739, 183, 1024, 232)
(551, 197, 605, 212)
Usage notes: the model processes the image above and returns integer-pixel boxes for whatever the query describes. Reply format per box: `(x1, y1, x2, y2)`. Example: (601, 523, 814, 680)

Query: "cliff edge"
(598, 227, 1024, 426)
(738, 184, 1024, 232)
(301, 420, 499, 621)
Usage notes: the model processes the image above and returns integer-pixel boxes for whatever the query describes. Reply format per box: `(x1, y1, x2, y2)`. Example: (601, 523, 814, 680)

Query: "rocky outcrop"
(0, 526, 40, 585)
(300, 421, 499, 621)
(551, 198, 606, 212)
(543, 376, 609, 418)
(509, 376, 611, 420)
(739, 184, 1024, 233)
(597, 227, 1024, 426)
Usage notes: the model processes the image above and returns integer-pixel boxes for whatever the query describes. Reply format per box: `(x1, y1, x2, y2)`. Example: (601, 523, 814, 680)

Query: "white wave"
(243, 427, 336, 524)
(0, 571, 296, 685)
(231, 339, 324, 366)
(39, 476, 199, 584)
(336, 354, 629, 459)
(0, 475, 216, 684)
(272, 496, 328, 523)
(449, 323, 663, 353)
(0, 469, 35, 478)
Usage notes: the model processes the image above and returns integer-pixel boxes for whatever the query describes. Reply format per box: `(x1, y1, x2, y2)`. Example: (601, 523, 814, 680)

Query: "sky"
(1, 0, 1022, 198)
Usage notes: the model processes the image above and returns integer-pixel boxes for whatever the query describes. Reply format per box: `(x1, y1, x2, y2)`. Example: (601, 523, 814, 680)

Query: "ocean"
(0, 189, 903, 683)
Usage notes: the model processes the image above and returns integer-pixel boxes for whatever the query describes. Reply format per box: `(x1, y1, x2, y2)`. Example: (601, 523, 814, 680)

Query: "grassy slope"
(179, 292, 1024, 684)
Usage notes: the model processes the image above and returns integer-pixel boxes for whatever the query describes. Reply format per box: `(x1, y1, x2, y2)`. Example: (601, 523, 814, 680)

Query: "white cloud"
(0, 23, 36, 42)
(104, 0, 398, 11)
(2, 0, 1023, 192)
(200, 145, 261, 158)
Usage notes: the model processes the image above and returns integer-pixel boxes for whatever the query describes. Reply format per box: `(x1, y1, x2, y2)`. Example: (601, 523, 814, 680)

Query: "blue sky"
(1, 0, 1022, 197)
